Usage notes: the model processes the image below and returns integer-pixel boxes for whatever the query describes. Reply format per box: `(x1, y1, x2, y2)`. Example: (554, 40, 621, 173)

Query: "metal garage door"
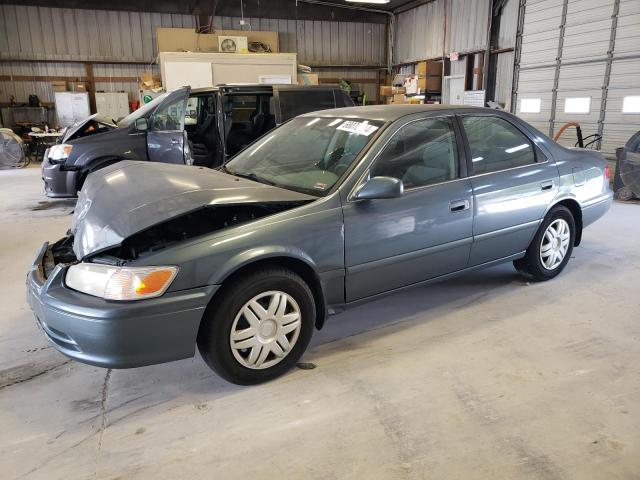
(512, 0, 639, 154)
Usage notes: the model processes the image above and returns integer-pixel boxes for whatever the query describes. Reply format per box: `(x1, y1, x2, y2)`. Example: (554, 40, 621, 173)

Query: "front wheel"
(514, 205, 576, 281)
(197, 268, 315, 385)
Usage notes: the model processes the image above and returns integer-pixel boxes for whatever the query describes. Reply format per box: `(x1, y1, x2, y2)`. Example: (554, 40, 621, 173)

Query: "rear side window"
(371, 117, 458, 189)
(462, 116, 536, 175)
(279, 90, 336, 121)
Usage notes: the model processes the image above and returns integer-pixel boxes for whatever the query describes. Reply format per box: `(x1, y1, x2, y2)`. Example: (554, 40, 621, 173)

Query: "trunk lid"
(71, 161, 314, 259)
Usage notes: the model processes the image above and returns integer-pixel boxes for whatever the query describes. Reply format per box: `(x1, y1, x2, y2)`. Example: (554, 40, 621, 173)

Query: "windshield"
(117, 92, 171, 127)
(225, 117, 384, 196)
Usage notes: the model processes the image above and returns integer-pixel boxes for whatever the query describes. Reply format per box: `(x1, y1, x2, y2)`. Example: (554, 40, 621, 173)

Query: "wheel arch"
(550, 198, 583, 246)
(207, 252, 328, 331)
(76, 156, 124, 191)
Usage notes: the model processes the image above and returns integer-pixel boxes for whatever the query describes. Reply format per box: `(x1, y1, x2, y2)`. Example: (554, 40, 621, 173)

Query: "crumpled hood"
(71, 161, 314, 259)
(62, 114, 117, 142)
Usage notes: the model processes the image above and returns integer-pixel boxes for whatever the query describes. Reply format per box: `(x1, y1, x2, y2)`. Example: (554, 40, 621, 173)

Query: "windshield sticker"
(336, 121, 379, 136)
(313, 182, 328, 190)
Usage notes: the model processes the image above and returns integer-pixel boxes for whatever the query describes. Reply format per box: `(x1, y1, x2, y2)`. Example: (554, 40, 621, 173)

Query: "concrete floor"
(1, 166, 639, 480)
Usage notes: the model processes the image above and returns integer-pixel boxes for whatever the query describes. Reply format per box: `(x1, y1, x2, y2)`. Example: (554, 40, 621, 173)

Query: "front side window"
(150, 95, 186, 131)
(370, 117, 458, 189)
(462, 116, 536, 175)
(225, 117, 383, 196)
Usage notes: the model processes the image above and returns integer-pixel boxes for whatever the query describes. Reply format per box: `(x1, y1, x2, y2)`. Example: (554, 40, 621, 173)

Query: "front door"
(342, 116, 473, 302)
(458, 114, 560, 266)
(147, 87, 190, 164)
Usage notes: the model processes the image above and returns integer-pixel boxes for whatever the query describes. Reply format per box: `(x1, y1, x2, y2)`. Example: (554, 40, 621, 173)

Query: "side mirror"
(353, 176, 404, 200)
(135, 117, 149, 131)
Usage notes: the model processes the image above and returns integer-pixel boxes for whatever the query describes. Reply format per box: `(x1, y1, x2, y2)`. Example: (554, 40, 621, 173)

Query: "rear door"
(458, 114, 560, 266)
(147, 87, 190, 164)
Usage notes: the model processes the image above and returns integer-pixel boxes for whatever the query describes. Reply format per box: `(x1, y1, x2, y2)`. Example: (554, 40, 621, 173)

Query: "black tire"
(513, 205, 576, 282)
(197, 268, 315, 385)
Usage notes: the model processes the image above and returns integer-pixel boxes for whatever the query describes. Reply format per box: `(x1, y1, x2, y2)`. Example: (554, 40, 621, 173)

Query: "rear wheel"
(197, 268, 315, 385)
(514, 205, 576, 281)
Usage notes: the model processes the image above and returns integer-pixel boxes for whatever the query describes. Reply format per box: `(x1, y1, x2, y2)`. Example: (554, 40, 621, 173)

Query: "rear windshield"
(279, 90, 337, 121)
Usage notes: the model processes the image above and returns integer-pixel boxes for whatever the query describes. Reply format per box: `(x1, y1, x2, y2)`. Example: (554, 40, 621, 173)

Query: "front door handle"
(449, 199, 470, 212)
(541, 180, 554, 191)
(171, 138, 180, 145)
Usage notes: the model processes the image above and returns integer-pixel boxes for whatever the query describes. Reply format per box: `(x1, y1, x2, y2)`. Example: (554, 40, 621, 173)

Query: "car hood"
(62, 114, 118, 142)
(71, 161, 315, 259)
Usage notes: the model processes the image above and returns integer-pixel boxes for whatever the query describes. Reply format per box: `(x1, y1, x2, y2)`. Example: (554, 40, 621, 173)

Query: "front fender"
(207, 245, 319, 286)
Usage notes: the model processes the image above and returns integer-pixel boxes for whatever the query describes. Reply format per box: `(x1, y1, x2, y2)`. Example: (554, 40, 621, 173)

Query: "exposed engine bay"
(91, 202, 309, 264)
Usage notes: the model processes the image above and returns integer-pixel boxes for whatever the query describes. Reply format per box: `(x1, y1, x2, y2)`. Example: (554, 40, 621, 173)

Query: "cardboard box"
(51, 80, 67, 92)
(156, 28, 279, 54)
(417, 60, 443, 77)
(298, 73, 319, 85)
(380, 85, 393, 97)
(392, 93, 406, 104)
(418, 76, 442, 92)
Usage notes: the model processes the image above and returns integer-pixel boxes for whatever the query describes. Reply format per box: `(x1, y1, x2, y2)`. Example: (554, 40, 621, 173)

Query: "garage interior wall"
(0, 4, 386, 106)
(513, 0, 640, 154)
(393, 0, 492, 64)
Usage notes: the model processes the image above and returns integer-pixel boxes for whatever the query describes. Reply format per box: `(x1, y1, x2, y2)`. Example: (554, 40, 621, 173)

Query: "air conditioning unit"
(218, 36, 248, 54)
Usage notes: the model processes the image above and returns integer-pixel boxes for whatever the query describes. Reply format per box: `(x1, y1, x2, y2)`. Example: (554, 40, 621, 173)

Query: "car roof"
(190, 84, 341, 95)
(300, 104, 500, 122)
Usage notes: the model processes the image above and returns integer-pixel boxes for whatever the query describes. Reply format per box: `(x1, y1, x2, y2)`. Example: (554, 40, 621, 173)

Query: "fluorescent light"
(564, 97, 591, 114)
(306, 118, 321, 127)
(520, 98, 541, 113)
(622, 96, 640, 114)
(472, 157, 483, 162)
(346, 0, 390, 3)
(328, 118, 343, 127)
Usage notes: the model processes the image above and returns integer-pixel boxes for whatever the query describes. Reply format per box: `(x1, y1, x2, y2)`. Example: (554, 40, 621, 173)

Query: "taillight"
(604, 164, 611, 179)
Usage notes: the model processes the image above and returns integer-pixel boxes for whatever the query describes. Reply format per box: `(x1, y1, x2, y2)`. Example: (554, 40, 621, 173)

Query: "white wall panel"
(393, 0, 491, 65)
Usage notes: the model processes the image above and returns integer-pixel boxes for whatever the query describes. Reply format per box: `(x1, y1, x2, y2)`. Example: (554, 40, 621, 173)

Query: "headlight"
(65, 263, 178, 301)
(48, 144, 73, 164)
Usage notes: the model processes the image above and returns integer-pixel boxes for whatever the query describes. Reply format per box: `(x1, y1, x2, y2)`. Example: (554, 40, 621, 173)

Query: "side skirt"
(327, 251, 526, 315)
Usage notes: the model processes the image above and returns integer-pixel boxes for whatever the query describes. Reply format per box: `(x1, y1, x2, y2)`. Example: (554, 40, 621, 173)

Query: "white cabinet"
(159, 52, 297, 91)
(54, 92, 90, 127)
(95, 92, 130, 121)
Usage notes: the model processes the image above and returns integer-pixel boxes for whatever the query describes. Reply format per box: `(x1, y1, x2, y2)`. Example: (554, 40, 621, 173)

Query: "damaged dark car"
(41, 84, 354, 198)
(27, 105, 612, 384)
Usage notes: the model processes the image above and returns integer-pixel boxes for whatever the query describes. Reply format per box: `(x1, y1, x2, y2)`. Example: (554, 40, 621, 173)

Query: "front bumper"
(42, 154, 79, 198)
(26, 242, 219, 369)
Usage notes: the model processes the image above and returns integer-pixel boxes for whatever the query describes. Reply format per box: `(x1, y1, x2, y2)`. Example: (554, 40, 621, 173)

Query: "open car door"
(147, 87, 190, 164)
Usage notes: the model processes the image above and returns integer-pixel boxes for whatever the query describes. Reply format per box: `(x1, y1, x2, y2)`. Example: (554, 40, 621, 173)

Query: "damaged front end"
(91, 202, 308, 263)
(71, 161, 316, 260)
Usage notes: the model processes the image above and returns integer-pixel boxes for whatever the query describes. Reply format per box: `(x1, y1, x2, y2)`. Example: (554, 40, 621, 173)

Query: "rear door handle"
(541, 180, 554, 190)
(449, 199, 470, 212)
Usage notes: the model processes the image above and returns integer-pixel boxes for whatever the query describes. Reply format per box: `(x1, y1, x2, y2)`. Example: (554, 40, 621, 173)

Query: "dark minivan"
(42, 84, 354, 197)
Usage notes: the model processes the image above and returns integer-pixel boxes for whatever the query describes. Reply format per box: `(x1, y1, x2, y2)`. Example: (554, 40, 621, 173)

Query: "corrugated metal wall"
(513, 0, 640, 154)
(494, 0, 519, 108)
(0, 4, 385, 105)
(393, 0, 491, 65)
